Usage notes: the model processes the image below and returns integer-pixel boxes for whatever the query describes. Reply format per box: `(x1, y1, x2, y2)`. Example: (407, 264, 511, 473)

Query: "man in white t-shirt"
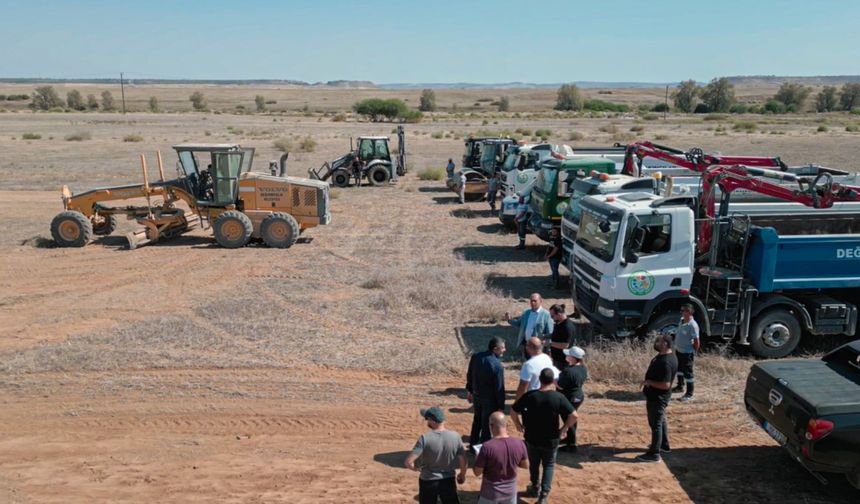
(514, 337, 559, 401)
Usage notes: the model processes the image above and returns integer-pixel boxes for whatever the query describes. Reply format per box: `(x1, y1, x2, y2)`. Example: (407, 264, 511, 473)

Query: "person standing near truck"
(472, 411, 529, 504)
(488, 172, 501, 216)
(514, 193, 529, 250)
(548, 304, 576, 370)
(673, 304, 700, 402)
(544, 227, 563, 289)
(458, 170, 467, 204)
(636, 333, 678, 463)
(465, 337, 506, 449)
(446, 158, 456, 179)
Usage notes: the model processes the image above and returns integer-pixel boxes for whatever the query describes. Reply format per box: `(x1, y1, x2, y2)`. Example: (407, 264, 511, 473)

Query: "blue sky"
(1, 0, 858, 83)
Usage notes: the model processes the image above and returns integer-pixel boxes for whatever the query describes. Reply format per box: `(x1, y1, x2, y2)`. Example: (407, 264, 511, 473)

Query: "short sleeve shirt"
(519, 353, 559, 392)
(675, 319, 699, 353)
(644, 353, 679, 399)
(410, 430, 464, 481)
(511, 390, 574, 446)
(474, 437, 527, 500)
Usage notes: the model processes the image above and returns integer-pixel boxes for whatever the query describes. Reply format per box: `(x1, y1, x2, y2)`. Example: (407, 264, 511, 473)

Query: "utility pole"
(664, 85, 669, 120)
(120, 72, 126, 114)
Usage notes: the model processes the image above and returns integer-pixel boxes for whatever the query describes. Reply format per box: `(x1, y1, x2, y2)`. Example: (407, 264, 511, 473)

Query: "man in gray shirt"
(405, 406, 468, 504)
(673, 304, 700, 402)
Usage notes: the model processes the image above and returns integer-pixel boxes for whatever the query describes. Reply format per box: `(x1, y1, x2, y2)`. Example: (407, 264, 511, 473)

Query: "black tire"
(92, 214, 118, 236)
(331, 170, 350, 188)
(51, 211, 93, 247)
(749, 308, 802, 358)
(646, 311, 681, 337)
(368, 166, 390, 186)
(212, 210, 253, 249)
(260, 212, 300, 249)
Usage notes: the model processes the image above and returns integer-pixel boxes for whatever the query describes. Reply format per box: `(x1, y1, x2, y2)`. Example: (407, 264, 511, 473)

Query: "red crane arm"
(622, 141, 786, 176)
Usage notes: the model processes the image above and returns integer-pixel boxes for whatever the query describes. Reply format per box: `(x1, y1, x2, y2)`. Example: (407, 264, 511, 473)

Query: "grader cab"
(50, 144, 331, 250)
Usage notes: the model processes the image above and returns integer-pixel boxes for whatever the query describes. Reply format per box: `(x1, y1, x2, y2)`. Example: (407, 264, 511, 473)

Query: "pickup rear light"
(805, 418, 834, 441)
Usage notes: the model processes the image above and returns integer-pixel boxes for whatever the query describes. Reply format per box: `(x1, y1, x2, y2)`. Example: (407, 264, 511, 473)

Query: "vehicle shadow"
(486, 274, 566, 301)
(418, 186, 450, 193)
(476, 223, 511, 235)
(432, 196, 461, 205)
(454, 244, 543, 264)
(664, 445, 858, 504)
(457, 325, 520, 362)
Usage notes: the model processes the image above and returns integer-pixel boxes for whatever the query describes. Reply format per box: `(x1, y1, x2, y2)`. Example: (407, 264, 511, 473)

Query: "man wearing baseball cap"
(557, 346, 588, 453)
(405, 406, 468, 504)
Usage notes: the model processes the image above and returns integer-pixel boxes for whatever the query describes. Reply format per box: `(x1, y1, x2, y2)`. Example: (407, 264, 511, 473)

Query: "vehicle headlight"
(556, 201, 569, 214)
(598, 306, 615, 318)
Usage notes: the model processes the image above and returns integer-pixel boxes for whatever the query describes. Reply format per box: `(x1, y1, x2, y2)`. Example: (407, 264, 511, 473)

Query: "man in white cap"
(556, 346, 588, 453)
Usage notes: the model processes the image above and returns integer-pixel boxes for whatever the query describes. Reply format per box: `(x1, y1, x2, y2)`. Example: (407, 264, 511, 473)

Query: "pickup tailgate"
(745, 360, 823, 446)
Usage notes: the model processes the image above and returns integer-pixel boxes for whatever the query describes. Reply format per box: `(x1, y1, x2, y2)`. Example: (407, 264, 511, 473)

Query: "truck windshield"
(576, 209, 620, 262)
(566, 180, 600, 224)
(536, 169, 557, 195)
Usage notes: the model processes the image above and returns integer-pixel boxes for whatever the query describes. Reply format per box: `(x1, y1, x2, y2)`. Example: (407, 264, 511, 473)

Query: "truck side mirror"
(630, 226, 646, 251)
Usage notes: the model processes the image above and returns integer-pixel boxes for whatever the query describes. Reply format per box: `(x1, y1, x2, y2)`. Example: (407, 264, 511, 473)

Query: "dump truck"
(51, 144, 330, 249)
(571, 165, 860, 357)
(526, 157, 618, 241)
(309, 126, 405, 187)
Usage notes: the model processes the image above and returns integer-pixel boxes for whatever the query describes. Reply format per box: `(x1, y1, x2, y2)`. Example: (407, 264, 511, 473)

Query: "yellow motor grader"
(50, 144, 331, 249)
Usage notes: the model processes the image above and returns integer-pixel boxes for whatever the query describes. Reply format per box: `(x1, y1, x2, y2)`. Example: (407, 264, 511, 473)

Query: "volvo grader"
(50, 144, 331, 250)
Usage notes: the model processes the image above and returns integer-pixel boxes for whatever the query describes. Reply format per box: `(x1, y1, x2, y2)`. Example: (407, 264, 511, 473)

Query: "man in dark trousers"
(511, 368, 578, 504)
(636, 333, 679, 463)
(544, 227, 563, 289)
(557, 346, 587, 453)
(673, 304, 700, 402)
(465, 337, 507, 449)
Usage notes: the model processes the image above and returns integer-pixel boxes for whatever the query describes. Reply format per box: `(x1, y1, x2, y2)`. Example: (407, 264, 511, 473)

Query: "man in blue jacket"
(506, 293, 553, 360)
(465, 337, 507, 449)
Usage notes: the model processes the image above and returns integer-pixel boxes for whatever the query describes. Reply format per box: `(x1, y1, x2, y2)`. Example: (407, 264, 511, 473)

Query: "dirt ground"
(1, 90, 859, 503)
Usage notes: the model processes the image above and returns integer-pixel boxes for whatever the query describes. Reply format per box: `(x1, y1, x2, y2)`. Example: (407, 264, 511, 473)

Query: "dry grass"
(418, 167, 445, 180)
(64, 131, 91, 141)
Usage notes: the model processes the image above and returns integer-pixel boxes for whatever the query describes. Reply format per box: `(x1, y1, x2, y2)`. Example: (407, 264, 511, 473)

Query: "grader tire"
(260, 212, 300, 249)
(51, 211, 93, 247)
(212, 211, 253, 249)
(368, 166, 390, 186)
(92, 214, 118, 236)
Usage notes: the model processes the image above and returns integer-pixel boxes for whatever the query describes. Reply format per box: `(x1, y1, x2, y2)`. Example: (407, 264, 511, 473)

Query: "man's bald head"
(489, 411, 507, 436)
(527, 337, 543, 357)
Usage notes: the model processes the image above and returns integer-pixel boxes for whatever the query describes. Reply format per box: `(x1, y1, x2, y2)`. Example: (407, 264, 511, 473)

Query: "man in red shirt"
(473, 411, 529, 504)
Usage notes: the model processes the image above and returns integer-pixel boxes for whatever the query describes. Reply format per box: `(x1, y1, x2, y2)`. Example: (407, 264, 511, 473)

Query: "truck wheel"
(92, 214, 118, 236)
(646, 312, 681, 337)
(331, 170, 350, 188)
(51, 211, 93, 247)
(212, 211, 253, 249)
(368, 166, 390, 186)
(749, 309, 802, 358)
(260, 212, 299, 248)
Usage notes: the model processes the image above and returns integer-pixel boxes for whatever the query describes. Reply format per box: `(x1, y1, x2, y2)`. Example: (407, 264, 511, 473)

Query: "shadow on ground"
(454, 244, 543, 264)
(373, 451, 411, 469)
(418, 186, 449, 193)
(450, 208, 494, 219)
(458, 325, 520, 362)
(486, 274, 568, 301)
(589, 389, 643, 402)
(432, 196, 461, 205)
(429, 387, 469, 400)
(664, 445, 857, 504)
(476, 223, 513, 235)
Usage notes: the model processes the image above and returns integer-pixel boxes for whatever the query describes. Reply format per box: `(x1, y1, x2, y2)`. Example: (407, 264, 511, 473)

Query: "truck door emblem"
(628, 270, 655, 296)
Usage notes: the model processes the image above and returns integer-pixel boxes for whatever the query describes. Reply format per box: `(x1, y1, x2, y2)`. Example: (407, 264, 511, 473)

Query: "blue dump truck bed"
(746, 226, 860, 292)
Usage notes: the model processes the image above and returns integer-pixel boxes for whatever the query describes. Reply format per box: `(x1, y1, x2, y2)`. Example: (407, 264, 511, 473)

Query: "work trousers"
(549, 257, 561, 285)
(419, 477, 460, 504)
(561, 398, 584, 447)
(526, 440, 559, 496)
(645, 392, 670, 454)
(469, 400, 498, 445)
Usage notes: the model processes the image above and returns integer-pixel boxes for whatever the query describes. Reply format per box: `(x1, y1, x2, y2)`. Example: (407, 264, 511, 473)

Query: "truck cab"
(528, 157, 617, 241)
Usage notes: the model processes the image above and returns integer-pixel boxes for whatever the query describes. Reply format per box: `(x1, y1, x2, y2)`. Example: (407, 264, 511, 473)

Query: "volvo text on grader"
(50, 144, 331, 249)
(308, 126, 406, 187)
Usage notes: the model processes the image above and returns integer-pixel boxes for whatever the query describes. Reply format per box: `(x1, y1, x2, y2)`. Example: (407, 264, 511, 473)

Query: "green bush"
(817, 125, 829, 132)
(298, 136, 316, 152)
(189, 91, 207, 111)
(498, 96, 510, 112)
(534, 128, 552, 140)
(431, 131, 444, 139)
(693, 103, 711, 114)
(255, 95, 266, 112)
(353, 98, 419, 122)
(763, 100, 786, 114)
(418, 168, 445, 181)
(555, 84, 583, 111)
(729, 103, 748, 114)
(30, 86, 63, 110)
(273, 138, 293, 152)
(846, 124, 860, 133)
(22, 132, 41, 140)
(583, 99, 629, 112)
(642, 113, 659, 121)
(515, 128, 532, 136)
(732, 121, 757, 132)
(148, 96, 159, 112)
(702, 113, 727, 121)
(652, 103, 670, 112)
(123, 134, 144, 142)
(419, 89, 437, 112)
(332, 113, 346, 122)
(65, 131, 92, 141)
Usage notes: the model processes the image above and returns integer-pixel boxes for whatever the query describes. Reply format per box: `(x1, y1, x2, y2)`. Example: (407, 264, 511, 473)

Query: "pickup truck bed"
(744, 340, 860, 488)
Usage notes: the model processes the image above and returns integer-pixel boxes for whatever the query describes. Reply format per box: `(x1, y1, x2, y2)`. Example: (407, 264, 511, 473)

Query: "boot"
(672, 377, 684, 393)
(681, 382, 694, 401)
(516, 240, 525, 250)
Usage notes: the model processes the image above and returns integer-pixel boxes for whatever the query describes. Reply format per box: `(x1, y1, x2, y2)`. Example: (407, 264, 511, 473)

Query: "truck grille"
(573, 255, 602, 283)
(575, 283, 598, 314)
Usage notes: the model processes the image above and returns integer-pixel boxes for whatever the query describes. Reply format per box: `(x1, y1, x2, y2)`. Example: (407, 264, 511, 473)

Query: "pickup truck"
(744, 339, 860, 489)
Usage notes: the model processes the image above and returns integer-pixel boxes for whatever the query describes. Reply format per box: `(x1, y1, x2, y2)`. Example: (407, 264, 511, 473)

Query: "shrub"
(732, 121, 757, 132)
(30, 86, 63, 110)
(265, 100, 277, 104)
(817, 125, 829, 132)
(642, 113, 659, 121)
(123, 134, 144, 142)
(352, 98, 418, 122)
(703, 113, 728, 121)
(87, 94, 99, 110)
(419, 89, 436, 112)
(417, 168, 445, 181)
(673, 79, 699, 112)
(332, 113, 346, 122)
(583, 99, 629, 112)
(728, 103, 748, 114)
(773, 82, 810, 110)
(652, 103, 670, 112)
(515, 128, 532, 136)
(630, 125, 644, 132)
(815, 86, 839, 112)
(65, 131, 92, 141)
(189, 91, 207, 111)
(431, 131, 444, 139)
(846, 124, 860, 133)
(255, 95, 266, 112)
(101, 90, 115, 111)
(598, 124, 617, 134)
(554, 84, 583, 111)
(534, 128, 552, 140)
(273, 138, 293, 152)
(148, 96, 159, 112)
(298, 136, 317, 152)
(66, 90, 85, 111)
(568, 131, 584, 141)
(693, 103, 711, 114)
(763, 100, 786, 114)
(498, 96, 510, 112)
(22, 132, 41, 140)
(654, 134, 670, 140)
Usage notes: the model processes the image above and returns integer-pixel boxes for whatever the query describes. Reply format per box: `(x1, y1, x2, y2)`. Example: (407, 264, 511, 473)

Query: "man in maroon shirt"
(473, 411, 529, 504)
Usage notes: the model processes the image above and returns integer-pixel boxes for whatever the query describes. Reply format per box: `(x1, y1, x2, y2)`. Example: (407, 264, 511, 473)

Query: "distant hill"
(0, 78, 377, 88)
(377, 81, 671, 89)
(725, 75, 860, 86)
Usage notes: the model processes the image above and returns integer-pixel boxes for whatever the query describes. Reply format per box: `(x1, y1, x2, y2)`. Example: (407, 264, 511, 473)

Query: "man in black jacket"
(465, 337, 507, 449)
(636, 333, 679, 463)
